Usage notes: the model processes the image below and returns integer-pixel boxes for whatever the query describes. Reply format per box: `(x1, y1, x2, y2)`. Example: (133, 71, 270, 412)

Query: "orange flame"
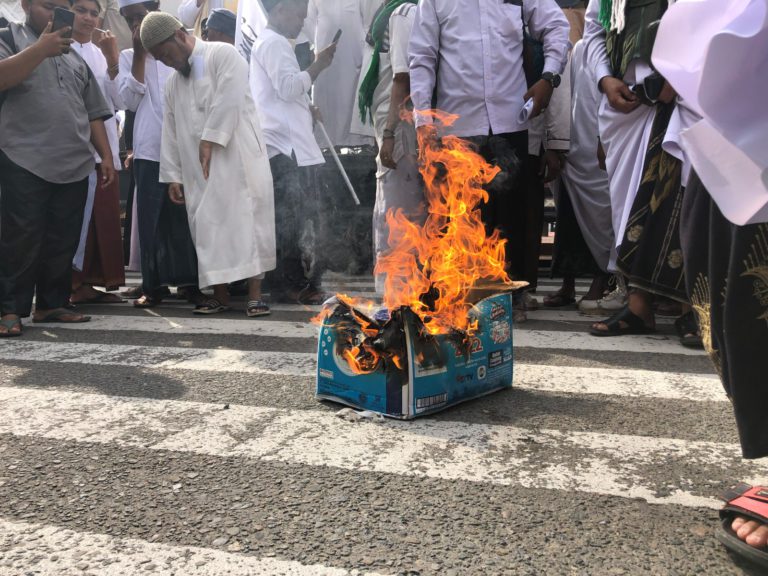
(374, 110, 511, 334)
(314, 110, 512, 374)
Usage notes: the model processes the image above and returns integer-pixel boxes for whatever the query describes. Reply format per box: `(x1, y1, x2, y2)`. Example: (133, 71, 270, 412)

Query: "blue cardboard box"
(316, 292, 514, 418)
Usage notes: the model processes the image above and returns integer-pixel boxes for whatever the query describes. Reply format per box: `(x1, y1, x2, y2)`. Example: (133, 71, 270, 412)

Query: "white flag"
(235, 0, 267, 61)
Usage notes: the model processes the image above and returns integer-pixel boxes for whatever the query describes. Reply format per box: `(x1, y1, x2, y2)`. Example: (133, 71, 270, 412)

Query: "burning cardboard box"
(315, 111, 524, 418)
(316, 290, 515, 419)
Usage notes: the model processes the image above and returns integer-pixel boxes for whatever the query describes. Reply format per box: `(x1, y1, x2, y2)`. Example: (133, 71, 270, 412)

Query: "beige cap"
(140, 11, 183, 50)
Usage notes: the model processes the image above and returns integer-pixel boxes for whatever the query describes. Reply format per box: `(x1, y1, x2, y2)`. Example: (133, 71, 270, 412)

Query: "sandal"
(589, 306, 655, 337)
(0, 317, 22, 337)
(674, 311, 704, 349)
(296, 285, 330, 306)
(71, 291, 126, 305)
(543, 292, 576, 308)
(120, 286, 143, 298)
(32, 309, 91, 323)
(133, 294, 163, 308)
(246, 300, 271, 317)
(193, 298, 231, 315)
(716, 483, 768, 569)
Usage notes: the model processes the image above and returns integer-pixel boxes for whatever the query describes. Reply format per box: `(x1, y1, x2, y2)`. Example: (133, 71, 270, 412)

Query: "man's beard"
(180, 63, 192, 77)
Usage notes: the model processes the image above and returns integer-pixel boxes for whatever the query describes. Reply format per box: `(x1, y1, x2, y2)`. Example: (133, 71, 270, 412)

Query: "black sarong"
(616, 103, 686, 302)
(680, 171, 768, 459)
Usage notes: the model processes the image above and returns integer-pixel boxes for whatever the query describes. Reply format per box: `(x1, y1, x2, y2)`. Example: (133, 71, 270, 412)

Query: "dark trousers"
(0, 150, 88, 316)
(134, 159, 198, 295)
(267, 153, 322, 292)
(472, 131, 532, 284)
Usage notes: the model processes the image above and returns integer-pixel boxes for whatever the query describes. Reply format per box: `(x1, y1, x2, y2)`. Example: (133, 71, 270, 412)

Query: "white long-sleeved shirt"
(249, 28, 324, 167)
(118, 49, 174, 162)
(409, 0, 570, 137)
(72, 40, 124, 168)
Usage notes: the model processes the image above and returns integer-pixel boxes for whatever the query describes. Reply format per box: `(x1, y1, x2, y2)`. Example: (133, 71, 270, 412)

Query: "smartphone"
(332, 28, 342, 43)
(52, 6, 74, 38)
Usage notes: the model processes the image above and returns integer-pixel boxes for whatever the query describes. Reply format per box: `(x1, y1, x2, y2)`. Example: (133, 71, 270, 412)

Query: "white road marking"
(0, 518, 387, 576)
(22, 316, 704, 355)
(0, 340, 718, 400)
(0, 386, 759, 509)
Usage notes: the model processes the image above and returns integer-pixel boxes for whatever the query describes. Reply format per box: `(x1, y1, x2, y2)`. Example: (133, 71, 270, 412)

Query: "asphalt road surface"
(1, 272, 765, 575)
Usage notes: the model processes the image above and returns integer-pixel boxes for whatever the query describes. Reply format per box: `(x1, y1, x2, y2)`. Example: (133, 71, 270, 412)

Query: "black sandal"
(589, 306, 655, 337)
(674, 311, 704, 349)
(193, 298, 231, 315)
(246, 300, 271, 317)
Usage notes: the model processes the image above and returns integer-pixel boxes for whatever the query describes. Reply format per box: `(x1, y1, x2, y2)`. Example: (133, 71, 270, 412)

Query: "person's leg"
(133, 160, 166, 301)
(523, 153, 545, 291)
(34, 175, 89, 320)
(0, 151, 50, 333)
(268, 154, 308, 299)
(591, 287, 655, 333)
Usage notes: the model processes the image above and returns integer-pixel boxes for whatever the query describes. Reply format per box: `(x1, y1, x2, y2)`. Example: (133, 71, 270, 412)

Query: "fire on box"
(316, 292, 514, 419)
(314, 110, 524, 418)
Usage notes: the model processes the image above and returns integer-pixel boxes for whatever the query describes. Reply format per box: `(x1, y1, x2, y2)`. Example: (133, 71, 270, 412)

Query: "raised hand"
(95, 29, 119, 68)
(34, 22, 74, 58)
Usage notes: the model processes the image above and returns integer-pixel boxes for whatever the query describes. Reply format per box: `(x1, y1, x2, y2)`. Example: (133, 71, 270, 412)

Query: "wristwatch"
(541, 72, 561, 88)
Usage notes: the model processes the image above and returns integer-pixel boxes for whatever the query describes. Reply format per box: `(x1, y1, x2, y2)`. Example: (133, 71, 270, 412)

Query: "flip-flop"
(716, 483, 768, 569)
(193, 298, 231, 315)
(32, 309, 91, 323)
(589, 306, 655, 337)
(72, 292, 126, 305)
(246, 300, 271, 317)
(0, 317, 22, 337)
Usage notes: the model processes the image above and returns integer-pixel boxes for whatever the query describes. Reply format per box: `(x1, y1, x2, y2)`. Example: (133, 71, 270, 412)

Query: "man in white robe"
(359, 1, 422, 294)
(304, 0, 375, 146)
(140, 11, 277, 317)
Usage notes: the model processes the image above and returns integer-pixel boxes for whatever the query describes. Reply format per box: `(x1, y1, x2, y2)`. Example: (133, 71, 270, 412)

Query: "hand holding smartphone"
(332, 28, 342, 44)
(51, 7, 74, 53)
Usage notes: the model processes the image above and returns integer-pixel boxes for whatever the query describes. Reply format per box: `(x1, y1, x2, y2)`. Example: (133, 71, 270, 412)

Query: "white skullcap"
(140, 11, 183, 50)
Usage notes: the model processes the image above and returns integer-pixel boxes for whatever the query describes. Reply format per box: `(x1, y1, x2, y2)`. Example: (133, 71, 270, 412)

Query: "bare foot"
(33, 309, 90, 323)
(732, 516, 768, 548)
(592, 291, 655, 333)
(0, 313, 22, 336)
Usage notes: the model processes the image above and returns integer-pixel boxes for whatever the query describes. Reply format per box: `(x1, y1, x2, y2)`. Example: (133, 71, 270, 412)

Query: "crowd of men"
(0, 0, 766, 565)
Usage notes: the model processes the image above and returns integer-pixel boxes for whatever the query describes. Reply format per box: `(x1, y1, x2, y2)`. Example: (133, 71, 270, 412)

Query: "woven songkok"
(140, 11, 183, 50)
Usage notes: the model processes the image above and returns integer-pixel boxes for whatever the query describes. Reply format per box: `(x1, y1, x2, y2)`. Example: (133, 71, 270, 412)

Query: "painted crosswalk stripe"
(22, 317, 704, 355)
(0, 340, 718, 400)
(0, 518, 387, 576)
(0, 386, 761, 509)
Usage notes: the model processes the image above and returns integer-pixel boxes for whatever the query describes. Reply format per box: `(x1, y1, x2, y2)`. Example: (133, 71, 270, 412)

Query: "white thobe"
(584, 0, 656, 270)
(0, 0, 23, 24)
(72, 40, 124, 271)
(159, 40, 276, 288)
(652, 0, 768, 225)
(368, 3, 423, 294)
(305, 0, 375, 146)
(119, 49, 174, 162)
(560, 39, 613, 271)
